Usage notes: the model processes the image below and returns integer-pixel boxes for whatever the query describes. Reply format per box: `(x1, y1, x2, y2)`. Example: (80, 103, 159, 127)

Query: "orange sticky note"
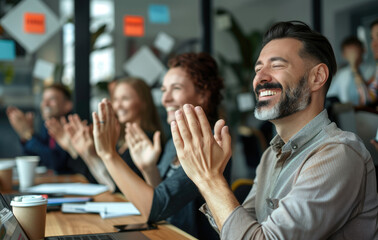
(24, 13, 45, 34)
(124, 16, 144, 37)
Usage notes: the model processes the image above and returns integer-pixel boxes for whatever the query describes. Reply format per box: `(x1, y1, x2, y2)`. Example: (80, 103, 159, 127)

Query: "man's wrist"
(196, 175, 230, 196)
(140, 162, 158, 173)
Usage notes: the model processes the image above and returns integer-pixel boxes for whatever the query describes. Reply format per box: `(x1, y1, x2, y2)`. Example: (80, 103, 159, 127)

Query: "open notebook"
(0, 193, 150, 240)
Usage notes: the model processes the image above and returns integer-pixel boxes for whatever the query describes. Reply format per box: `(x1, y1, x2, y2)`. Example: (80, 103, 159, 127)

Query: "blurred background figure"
(327, 36, 376, 106)
(47, 77, 164, 192)
(112, 77, 164, 180)
(7, 84, 73, 173)
(368, 18, 378, 108)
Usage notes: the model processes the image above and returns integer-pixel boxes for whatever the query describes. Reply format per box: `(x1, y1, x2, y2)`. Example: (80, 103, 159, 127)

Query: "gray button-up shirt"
(202, 110, 378, 239)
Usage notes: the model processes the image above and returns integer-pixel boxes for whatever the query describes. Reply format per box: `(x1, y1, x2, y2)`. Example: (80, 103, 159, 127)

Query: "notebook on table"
(0, 193, 150, 240)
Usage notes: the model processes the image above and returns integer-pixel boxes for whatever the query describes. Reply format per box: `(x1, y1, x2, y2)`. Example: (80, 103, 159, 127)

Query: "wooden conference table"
(19, 173, 196, 240)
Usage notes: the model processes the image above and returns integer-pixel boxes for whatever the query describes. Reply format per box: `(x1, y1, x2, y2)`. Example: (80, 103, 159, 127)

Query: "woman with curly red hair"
(93, 52, 230, 239)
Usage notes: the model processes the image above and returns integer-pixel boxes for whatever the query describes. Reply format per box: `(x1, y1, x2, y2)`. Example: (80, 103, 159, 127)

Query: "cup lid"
(16, 156, 40, 162)
(0, 160, 15, 170)
(10, 195, 47, 207)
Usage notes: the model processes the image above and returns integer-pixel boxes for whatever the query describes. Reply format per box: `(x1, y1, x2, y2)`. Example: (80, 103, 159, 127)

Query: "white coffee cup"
(0, 159, 15, 191)
(16, 156, 40, 190)
(11, 195, 47, 240)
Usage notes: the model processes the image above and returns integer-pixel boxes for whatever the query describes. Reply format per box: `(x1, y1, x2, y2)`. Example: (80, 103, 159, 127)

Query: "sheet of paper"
(154, 32, 175, 54)
(85, 202, 139, 214)
(33, 59, 55, 80)
(61, 203, 87, 213)
(85, 202, 140, 219)
(23, 183, 109, 196)
(62, 202, 140, 219)
(123, 46, 166, 86)
(0, 0, 62, 53)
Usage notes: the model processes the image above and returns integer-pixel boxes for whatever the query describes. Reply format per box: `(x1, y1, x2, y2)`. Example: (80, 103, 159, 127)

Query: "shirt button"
(267, 199, 274, 208)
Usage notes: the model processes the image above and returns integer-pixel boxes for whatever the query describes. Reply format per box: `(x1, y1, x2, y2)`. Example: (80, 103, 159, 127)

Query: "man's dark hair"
(341, 36, 364, 51)
(44, 83, 72, 101)
(370, 18, 378, 29)
(262, 21, 337, 92)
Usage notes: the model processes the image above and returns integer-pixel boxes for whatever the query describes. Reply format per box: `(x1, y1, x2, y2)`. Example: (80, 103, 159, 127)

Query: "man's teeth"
(260, 90, 277, 97)
(166, 106, 179, 112)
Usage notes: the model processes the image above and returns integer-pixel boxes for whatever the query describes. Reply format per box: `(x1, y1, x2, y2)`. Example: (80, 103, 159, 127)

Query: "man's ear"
(309, 63, 329, 92)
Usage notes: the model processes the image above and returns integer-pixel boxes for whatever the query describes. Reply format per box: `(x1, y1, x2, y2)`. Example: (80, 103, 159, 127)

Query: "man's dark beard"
(255, 76, 312, 120)
(274, 76, 311, 119)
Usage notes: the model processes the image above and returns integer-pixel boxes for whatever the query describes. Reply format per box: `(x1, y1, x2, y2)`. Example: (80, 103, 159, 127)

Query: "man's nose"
(253, 68, 272, 87)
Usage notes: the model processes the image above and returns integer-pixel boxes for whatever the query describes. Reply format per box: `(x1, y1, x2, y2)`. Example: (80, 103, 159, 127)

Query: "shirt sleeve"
(220, 143, 366, 240)
(148, 167, 201, 222)
(22, 135, 70, 173)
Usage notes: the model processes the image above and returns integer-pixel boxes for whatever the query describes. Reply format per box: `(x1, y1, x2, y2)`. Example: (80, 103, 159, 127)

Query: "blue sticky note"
(0, 40, 16, 61)
(148, 4, 170, 24)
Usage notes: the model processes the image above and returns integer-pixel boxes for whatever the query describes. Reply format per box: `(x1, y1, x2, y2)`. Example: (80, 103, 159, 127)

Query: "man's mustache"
(254, 83, 283, 95)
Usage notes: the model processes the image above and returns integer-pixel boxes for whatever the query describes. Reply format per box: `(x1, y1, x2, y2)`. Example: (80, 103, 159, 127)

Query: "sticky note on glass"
(0, 40, 16, 61)
(124, 15, 144, 37)
(24, 12, 45, 34)
(154, 32, 175, 54)
(33, 59, 55, 80)
(237, 93, 255, 112)
(123, 46, 166, 86)
(148, 4, 170, 24)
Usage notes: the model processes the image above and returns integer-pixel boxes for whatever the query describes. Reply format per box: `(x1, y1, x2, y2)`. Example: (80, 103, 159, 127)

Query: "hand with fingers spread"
(171, 104, 236, 230)
(65, 113, 116, 191)
(126, 122, 162, 186)
(92, 99, 120, 161)
(45, 116, 71, 151)
(63, 114, 94, 157)
(6, 106, 34, 141)
(126, 123, 162, 172)
(171, 104, 232, 186)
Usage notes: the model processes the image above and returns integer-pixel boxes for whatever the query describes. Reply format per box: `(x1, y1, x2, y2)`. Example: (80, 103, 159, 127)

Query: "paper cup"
(11, 195, 47, 240)
(0, 159, 15, 191)
(16, 156, 40, 190)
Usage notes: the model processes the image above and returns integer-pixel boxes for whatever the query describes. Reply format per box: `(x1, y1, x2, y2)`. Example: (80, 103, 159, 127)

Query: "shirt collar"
(270, 109, 331, 154)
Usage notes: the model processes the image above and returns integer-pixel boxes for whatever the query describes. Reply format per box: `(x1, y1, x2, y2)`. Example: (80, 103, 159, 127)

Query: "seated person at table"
(49, 78, 164, 191)
(171, 21, 378, 239)
(6, 83, 92, 177)
(327, 36, 375, 106)
(92, 53, 231, 239)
